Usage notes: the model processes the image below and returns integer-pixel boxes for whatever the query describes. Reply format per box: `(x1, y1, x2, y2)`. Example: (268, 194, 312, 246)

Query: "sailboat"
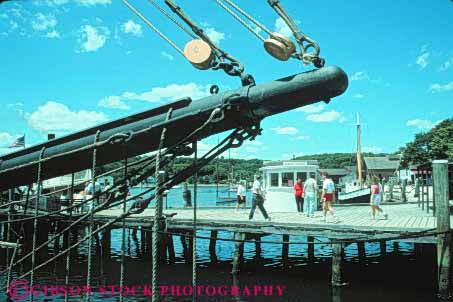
(337, 113, 371, 204)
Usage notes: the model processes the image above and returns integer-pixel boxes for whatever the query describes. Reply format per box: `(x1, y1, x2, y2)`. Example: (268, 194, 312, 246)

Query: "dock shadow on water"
(0, 227, 443, 302)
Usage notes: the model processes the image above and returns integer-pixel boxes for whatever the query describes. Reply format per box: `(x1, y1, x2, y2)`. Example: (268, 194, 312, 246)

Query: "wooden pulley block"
(184, 39, 214, 70)
(264, 32, 296, 61)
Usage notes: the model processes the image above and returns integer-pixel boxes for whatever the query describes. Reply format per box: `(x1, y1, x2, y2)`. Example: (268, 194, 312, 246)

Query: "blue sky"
(0, 0, 452, 160)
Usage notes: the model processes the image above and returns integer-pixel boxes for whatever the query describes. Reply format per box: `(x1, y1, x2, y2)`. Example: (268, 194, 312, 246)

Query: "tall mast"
(356, 113, 363, 186)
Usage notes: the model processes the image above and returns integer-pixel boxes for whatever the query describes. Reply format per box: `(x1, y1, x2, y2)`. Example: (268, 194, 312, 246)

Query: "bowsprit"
(0, 65, 347, 191)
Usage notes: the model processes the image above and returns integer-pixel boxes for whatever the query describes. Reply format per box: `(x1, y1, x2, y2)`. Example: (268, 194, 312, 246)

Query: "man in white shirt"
(248, 175, 271, 221)
(303, 173, 317, 217)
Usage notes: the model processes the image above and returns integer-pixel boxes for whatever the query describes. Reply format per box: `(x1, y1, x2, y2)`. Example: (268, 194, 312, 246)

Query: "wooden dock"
(87, 202, 439, 242)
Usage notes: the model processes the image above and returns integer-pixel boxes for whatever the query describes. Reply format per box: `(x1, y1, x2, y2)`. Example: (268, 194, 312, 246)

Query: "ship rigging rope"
(1, 113, 256, 294)
(64, 173, 75, 302)
(29, 147, 45, 302)
(86, 130, 101, 302)
(0, 106, 226, 224)
(1, 107, 255, 285)
(146, 0, 197, 39)
(119, 157, 127, 302)
(192, 140, 198, 300)
(213, 0, 272, 41)
(152, 108, 173, 302)
(0, 105, 227, 270)
(122, 0, 185, 57)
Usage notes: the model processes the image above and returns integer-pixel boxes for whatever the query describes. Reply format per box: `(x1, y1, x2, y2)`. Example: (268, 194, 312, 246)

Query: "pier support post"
(331, 243, 346, 286)
(101, 228, 111, 258)
(282, 235, 289, 266)
(255, 235, 262, 259)
(433, 160, 451, 301)
(357, 242, 365, 263)
(231, 232, 245, 274)
(380, 240, 386, 257)
(393, 241, 399, 254)
(209, 230, 218, 262)
(307, 236, 315, 264)
(421, 177, 425, 210)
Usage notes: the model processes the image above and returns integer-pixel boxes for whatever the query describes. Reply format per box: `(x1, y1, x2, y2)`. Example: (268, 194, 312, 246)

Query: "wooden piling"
(393, 241, 399, 254)
(209, 230, 218, 262)
(255, 235, 262, 259)
(232, 232, 245, 274)
(380, 240, 386, 257)
(421, 176, 425, 210)
(307, 236, 315, 263)
(433, 160, 451, 301)
(101, 228, 111, 258)
(331, 243, 345, 286)
(357, 242, 365, 263)
(282, 234, 289, 265)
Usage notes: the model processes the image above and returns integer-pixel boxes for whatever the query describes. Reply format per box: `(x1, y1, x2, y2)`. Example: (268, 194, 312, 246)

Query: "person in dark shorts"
(321, 172, 338, 223)
(236, 180, 247, 211)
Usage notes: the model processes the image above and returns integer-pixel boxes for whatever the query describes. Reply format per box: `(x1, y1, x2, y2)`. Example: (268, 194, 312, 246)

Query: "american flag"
(9, 135, 25, 148)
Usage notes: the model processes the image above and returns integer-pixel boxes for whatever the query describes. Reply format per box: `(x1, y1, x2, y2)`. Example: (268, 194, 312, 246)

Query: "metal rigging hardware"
(214, 0, 324, 67)
(122, 0, 255, 86)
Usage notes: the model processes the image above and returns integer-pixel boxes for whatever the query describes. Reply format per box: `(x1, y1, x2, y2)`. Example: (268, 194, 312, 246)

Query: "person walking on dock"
(249, 175, 271, 222)
(303, 172, 317, 217)
(294, 178, 304, 213)
(321, 173, 339, 223)
(236, 180, 247, 211)
(370, 176, 388, 220)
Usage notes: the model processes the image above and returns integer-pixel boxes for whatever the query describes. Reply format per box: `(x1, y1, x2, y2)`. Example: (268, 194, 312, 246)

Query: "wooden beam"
(433, 160, 450, 301)
(0, 241, 21, 249)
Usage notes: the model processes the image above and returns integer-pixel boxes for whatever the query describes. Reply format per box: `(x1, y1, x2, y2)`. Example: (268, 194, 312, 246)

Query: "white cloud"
(98, 96, 130, 110)
(77, 25, 110, 52)
(296, 135, 310, 140)
(76, 0, 111, 6)
(362, 146, 383, 153)
(96, 83, 211, 111)
(45, 30, 61, 39)
(353, 93, 365, 99)
(406, 119, 437, 130)
(416, 52, 430, 69)
(205, 27, 225, 45)
(428, 82, 453, 93)
(9, 20, 18, 31)
(0, 132, 14, 147)
(306, 110, 346, 123)
(121, 20, 142, 37)
(350, 71, 369, 81)
(271, 126, 298, 135)
(296, 103, 325, 113)
(32, 13, 57, 31)
(274, 17, 292, 37)
(160, 51, 174, 61)
(122, 83, 211, 103)
(26, 101, 108, 133)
